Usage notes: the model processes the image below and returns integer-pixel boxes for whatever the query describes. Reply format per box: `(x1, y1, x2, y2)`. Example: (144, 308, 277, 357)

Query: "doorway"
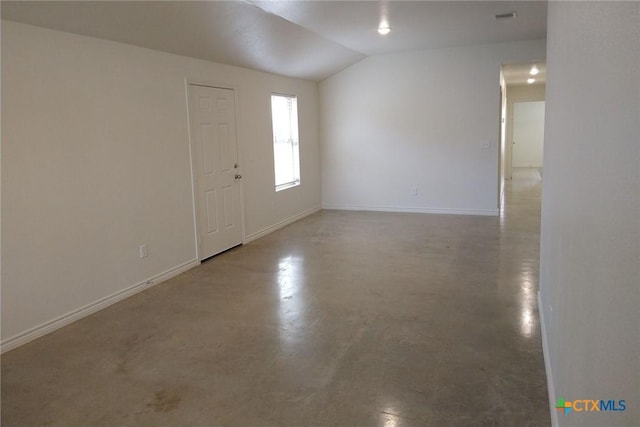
(499, 61, 546, 212)
(512, 101, 545, 169)
(187, 84, 243, 260)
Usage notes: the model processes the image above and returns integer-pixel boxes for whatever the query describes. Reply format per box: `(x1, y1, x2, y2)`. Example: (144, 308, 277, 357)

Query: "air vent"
(495, 11, 517, 20)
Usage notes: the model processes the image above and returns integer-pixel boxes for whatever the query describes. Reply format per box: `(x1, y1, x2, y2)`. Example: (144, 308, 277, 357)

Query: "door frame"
(498, 76, 506, 212)
(184, 78, 246, 261)
(511, 100, 546, 169)
(505, 91, 546, 180)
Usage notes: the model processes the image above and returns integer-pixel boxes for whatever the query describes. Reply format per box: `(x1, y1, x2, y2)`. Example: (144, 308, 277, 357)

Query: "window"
(271, 94, 300, 191)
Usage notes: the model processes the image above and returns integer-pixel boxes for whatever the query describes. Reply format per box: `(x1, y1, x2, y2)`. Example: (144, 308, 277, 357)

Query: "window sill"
(275, 181, 300, 192)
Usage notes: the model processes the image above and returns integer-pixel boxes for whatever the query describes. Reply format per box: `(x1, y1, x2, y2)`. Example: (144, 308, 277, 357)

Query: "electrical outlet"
(139, 244, 148, 259)
(411, 186, 418, 196)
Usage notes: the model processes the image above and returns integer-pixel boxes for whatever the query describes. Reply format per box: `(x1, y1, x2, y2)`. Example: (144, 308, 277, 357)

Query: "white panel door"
(188, 85, 242, 260)
(512, 101, 545, 168)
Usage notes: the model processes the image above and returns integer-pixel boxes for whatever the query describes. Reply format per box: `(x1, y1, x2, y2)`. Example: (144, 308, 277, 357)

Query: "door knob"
(235, 174, 242, 180)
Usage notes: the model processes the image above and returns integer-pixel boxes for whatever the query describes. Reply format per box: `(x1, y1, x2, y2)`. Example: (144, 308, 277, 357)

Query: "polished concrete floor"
(1, 168, 550, 426)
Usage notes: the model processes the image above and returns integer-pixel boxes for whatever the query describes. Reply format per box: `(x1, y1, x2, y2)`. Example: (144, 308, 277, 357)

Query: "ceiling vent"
(495, 11, 517, 20)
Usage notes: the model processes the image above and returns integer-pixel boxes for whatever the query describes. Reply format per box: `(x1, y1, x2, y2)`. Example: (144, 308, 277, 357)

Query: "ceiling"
(1, 1, 548, 81)
(503, 62, 546, 85)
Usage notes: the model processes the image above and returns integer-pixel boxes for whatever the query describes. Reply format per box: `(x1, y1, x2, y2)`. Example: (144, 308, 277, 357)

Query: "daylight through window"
(271, 94, 300, 191)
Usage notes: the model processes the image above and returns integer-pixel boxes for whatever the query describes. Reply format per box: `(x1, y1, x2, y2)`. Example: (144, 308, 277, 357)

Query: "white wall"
(507, 82, 546, 101)
(512, 101, 545, 168)
(320, 39, 546, 215)
(1, 21, 321, 349)
(540, 2, 639, 427)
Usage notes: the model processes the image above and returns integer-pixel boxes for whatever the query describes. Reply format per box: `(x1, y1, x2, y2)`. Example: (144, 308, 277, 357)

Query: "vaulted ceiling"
(1, 1, 548, 81)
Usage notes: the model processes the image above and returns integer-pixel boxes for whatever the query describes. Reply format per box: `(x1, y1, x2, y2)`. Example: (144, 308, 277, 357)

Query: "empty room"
(1, 1, 638, 426)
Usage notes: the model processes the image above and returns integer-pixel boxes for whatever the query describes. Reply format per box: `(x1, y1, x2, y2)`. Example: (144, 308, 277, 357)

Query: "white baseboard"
(244, 205, 322, 243)
(513, 164, 543, 168)
(538, 291, 559, 427)
(1, 259, 199, 354)
(322, 204, 498, 216)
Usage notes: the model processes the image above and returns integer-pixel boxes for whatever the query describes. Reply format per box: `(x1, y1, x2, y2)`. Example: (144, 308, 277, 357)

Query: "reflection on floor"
(2, 168, 549, 426)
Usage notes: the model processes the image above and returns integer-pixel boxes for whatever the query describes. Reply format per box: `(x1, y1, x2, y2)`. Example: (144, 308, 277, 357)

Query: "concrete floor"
(1, 168, 550, 426)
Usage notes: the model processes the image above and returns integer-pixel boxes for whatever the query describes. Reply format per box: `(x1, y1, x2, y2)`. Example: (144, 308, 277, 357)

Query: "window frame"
(270, 93, 301, 192)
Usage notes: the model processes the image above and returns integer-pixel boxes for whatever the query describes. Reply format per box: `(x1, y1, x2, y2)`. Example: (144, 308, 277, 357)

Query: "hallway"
(2, 169, 549, 426)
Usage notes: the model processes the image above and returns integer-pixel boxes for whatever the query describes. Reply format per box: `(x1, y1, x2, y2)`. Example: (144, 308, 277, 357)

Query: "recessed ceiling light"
(527, 78, 536, 84)
(530, 65, 539, 76)
(378, 25, 391, 35)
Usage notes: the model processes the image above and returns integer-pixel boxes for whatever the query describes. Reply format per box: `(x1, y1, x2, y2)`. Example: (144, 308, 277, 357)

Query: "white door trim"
(506, 93, 545, 180)
(184, 79, 245, 261)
